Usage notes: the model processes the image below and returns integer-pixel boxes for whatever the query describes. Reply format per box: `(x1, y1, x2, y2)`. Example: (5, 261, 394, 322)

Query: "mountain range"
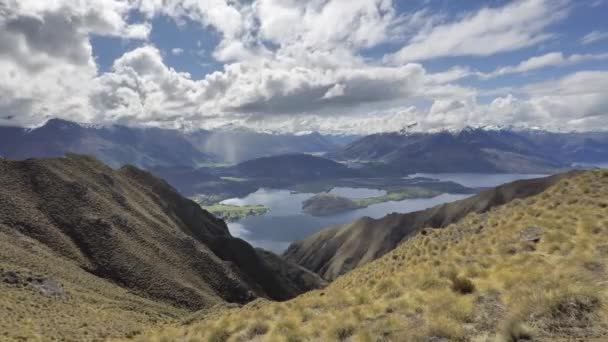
(0, 119, 213, 169)
(330, 127, 608, 174)
(0, 119, 351, 169)
(186, 129, 356, 163)
(3, 120, 608, 178)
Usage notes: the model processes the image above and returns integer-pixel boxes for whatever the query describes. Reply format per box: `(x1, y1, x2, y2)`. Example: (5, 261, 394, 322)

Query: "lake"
(222, 188, 469, 253)
(408, 173, 548, 188)
(221, 173, 553, 253)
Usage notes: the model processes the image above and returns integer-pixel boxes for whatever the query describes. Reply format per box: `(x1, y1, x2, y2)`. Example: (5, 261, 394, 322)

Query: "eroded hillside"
(0, 155, 323, 341)
(134, 170, 608, 341)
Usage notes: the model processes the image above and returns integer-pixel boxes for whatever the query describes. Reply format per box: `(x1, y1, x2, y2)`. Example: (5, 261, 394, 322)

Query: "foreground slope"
(285, 173, 573, 280)
(137, 170, 608, 341)
(0, 155, 323, 340)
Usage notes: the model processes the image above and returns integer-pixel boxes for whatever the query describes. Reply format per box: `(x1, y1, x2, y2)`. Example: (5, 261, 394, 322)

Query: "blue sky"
(1, 0, 608, 133)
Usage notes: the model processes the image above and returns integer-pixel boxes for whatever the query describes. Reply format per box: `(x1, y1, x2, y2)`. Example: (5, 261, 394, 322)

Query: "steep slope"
(284, 173, 574, 280)
(0, 155, 323, 340)
(0, 119, 212, 168)
(330, 128, 608, 174)
(138, 170, 608, 341)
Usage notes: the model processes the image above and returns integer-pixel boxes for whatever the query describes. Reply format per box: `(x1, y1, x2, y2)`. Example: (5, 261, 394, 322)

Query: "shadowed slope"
(0, 154, 323, 340)
(284, 172, 577, 280)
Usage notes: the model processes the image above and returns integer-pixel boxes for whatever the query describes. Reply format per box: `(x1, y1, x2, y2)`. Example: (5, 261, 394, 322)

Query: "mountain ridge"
(330, 127, 608, 174)
(0, 154, 324, 340)
(284, 172, 575, 280)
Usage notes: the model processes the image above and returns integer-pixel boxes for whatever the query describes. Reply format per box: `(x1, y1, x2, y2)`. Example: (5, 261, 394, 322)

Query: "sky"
(0, 0, 607, 134)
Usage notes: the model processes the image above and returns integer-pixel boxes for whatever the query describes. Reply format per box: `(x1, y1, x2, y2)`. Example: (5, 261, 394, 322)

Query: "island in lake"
(201, 204, 269, 221)
(302, 186, 442, 216)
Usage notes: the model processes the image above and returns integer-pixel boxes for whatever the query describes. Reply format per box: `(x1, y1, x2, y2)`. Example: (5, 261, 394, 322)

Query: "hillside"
(229, 153, 360, 180)
(284, 173, 573, 280)
(186, 129, 344, 163)
(302, 194, 361, 216)
(0, 155, 323, 341)
(0, 119, 213, 169)
(330, 128, 608, 174)
(136, 169, 608, 341)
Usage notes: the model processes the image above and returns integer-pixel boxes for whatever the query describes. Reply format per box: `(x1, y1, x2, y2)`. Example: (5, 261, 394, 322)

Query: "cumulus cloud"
(91, 45, 208, 124)
(0, 0, 150, 126)
(0, 0, 606, 134)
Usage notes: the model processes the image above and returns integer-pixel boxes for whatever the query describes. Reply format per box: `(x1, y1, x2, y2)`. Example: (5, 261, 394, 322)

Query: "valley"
(1, 120, 607, 341)
(130, 169, 608, 342)
(2, 2, 608, 340)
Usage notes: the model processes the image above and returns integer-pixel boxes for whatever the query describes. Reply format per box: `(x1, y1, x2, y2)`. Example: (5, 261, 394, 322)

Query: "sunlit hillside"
(132, 170, 608, 341)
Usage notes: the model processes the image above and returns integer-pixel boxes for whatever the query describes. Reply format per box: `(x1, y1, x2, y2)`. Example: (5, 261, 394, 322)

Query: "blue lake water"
(223, 188, 469, 252)
(221, 173, 554, 253)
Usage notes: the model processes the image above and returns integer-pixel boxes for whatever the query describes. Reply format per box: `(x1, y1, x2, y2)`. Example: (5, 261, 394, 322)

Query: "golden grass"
(128, 170, 608, 341)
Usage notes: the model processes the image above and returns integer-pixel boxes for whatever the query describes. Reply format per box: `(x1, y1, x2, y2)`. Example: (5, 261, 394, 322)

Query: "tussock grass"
(129, 170, 608, 341)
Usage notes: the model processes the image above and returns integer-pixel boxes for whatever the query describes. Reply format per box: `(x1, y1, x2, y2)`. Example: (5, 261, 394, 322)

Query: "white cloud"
(581, 30, 608, 45)
(322, 84, 346, 100)
(479, 52, 608, 79)
(0, 0, 606, 134)
(386, 0, 568, 63)
(91, 45, 208, 125)
(171, 48, 184, 56)
(0, 0, 150, 126)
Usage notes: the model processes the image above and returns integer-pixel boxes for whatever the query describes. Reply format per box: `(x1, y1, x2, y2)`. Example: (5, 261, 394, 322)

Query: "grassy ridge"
(132, 170, 608, 341)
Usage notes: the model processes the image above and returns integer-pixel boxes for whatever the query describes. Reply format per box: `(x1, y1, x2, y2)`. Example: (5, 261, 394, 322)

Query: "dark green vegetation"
(285, 173, 574, 280)
(302, 194, 361, 216)
(302, 187, 442, 216)
(200, 204, 269, 221)
(0, 155, 323, 340)
(330, 127, 608, 174)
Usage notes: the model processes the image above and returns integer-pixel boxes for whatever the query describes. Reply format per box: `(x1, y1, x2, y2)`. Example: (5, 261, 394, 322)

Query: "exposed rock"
(2, 271, 20, 285)
(520, 226, 543, 243)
